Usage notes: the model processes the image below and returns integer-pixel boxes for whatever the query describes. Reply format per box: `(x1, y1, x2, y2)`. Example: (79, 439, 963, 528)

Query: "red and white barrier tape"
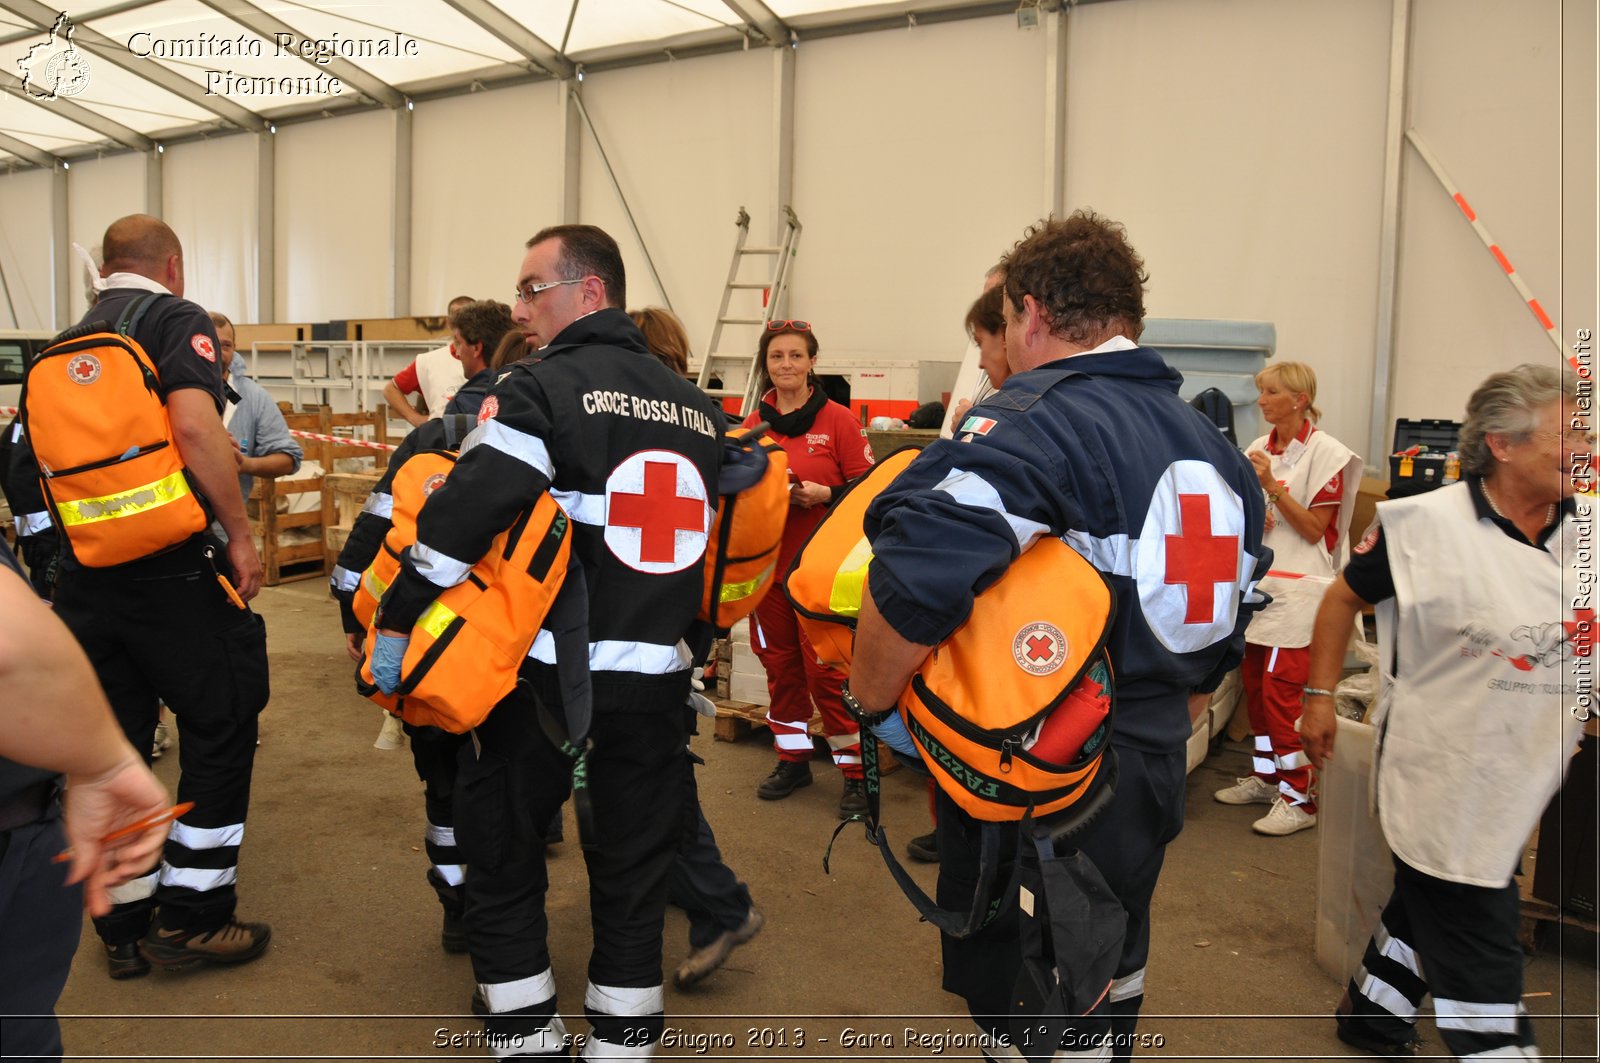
(1405, 129, 1584, 377)
(2, 406, 399, 452)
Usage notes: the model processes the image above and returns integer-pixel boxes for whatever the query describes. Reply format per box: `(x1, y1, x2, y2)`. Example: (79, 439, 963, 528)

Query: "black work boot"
(105, 941, 150, 980)
(756, 759, 812, 800)
(837, 778, 868, 819)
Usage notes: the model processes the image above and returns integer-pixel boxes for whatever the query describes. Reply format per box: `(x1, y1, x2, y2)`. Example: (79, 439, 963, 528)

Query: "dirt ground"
(53, 579, 1599, 1061)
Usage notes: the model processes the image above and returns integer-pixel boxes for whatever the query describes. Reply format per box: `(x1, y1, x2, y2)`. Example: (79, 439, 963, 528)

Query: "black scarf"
(760, 384, 828, 437)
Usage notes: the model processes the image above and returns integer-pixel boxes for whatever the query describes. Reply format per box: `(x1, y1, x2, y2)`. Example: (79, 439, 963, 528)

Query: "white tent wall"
(164, 134, 260, 323)
(65, 152, 146, 318)
(1393, 0, 1595, 433)
(272, 108, 394, 323)
(791, 16, 1048, 363)
(573, 47, 775, 353)
(0, 168, 53, 330)
(1560, 0, 1599, 365)
(410, 82, 565, 313)
(1063, 0, 1390, 455)
(0, 0, 1590, 450)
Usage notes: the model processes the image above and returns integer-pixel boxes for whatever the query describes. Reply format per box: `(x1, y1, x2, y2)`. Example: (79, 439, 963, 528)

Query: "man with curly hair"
(851, 211, 1269, 1059)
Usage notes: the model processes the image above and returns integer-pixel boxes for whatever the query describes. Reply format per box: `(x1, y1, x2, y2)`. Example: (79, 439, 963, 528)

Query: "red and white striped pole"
(1405, 128, 1582, 377)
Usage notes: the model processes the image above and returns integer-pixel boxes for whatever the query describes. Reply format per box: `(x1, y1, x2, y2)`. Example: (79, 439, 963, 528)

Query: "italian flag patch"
(960, 415, 998, 436)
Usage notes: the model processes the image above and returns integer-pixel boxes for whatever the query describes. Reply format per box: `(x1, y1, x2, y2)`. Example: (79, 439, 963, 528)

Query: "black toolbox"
(1388, 418, 1462, 498)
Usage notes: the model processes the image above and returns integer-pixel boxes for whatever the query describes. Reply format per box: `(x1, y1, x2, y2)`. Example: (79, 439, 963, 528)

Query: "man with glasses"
(372, 224, 723, 1061)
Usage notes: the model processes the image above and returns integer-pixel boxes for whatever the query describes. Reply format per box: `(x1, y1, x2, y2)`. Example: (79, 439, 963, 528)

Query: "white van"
(0, 330, 57, 415)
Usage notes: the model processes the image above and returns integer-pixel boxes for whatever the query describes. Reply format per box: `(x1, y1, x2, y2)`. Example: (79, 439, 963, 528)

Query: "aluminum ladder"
(695, 205, 801, 417)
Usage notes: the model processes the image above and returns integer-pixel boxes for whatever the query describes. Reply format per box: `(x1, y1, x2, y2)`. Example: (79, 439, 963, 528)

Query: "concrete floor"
(54, 579, 1599, 1061)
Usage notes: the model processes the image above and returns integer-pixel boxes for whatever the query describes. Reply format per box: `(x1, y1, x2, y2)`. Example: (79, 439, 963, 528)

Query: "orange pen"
(216, 572, 246, 609)
(52, 801, 194, 864)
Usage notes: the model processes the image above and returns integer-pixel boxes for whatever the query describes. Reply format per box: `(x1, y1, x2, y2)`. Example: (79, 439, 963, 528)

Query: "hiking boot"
(673, 907, 764, 989)
(1214, 775, 1276, 805)
(142, 918, 272, 969)
(150, 721, 171, 761)
(105, 941, 150, 980)
(441, 910, 468, 954)
(906, 831, 939, 863)
(838, 778, 868, 819)
(756, 760, 812, 800)
(1252, 796, 1317, 836)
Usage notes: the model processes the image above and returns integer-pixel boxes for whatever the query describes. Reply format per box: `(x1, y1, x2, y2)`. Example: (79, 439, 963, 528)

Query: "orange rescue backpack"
(699, 424, 790, 629)
(355, 451, 572, 733)
(20, 294, 210, 566)
(785, 446, 1116, 823)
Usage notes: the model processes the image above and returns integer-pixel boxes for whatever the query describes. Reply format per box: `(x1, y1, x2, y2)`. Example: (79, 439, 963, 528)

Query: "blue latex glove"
(870, 711, 922, 764)
(371, 633, 409, 694)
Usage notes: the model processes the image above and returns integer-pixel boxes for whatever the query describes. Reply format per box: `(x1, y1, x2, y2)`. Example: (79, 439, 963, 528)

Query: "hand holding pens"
(53, 802, 192, 864)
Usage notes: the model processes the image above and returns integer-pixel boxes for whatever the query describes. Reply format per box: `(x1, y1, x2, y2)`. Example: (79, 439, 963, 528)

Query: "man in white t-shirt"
(384, 295, 473, 427)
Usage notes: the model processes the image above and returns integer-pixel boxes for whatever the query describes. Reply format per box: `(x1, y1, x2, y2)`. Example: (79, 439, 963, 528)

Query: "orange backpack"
(21, 295, 209, 566)
(699, 426, 790, 628)
(782, 447, 920, 671)
(349, 450, 455, 633)
(356, 456, 572, 733)
(785, 445, 1115, 823)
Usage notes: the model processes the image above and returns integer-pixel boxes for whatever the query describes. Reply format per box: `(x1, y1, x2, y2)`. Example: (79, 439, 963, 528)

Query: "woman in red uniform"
(742, 321, 876, 817)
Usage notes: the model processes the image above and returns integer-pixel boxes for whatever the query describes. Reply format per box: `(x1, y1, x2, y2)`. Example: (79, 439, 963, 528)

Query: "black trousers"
(1340, 856, 1537, 1058)
(457, 682, 692, 1056)
(668, 785, 754, 950)
(938, 745, 1186, 1061)
(53, 541, 269, 942)
(0, 815, 81, 1062)
(405, 723, 468, 911)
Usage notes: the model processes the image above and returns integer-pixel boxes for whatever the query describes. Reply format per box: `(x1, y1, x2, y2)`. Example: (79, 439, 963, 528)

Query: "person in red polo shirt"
(741, 321, 876, 817)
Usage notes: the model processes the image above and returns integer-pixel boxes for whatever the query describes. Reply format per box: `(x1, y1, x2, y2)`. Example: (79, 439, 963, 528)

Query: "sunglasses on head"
(765, 320, 811, 332)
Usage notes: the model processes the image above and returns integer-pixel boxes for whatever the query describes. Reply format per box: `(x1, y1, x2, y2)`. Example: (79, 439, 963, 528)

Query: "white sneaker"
(1252, 796, 1317, 836)
(373, 713, 405, 750)
(1214, 775, 1276, 805)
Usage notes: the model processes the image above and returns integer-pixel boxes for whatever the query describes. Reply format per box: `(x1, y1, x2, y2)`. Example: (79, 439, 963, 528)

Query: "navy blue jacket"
(865, 346, 1271, 753)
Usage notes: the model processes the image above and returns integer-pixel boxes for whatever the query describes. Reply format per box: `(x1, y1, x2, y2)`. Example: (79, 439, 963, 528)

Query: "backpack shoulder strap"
(117, 292, 171, 339)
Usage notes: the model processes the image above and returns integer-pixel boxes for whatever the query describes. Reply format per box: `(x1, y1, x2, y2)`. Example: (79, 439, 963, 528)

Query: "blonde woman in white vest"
(1303, 363, 1588, 1061)
(1214, 362, 1361, 836)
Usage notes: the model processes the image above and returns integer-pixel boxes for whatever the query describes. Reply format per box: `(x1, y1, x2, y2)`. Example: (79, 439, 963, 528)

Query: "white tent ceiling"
(0, 0, 1031, 166)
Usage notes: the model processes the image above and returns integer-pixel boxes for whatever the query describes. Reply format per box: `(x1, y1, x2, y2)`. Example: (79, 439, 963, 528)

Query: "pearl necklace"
(1481, 480, 1555, 530)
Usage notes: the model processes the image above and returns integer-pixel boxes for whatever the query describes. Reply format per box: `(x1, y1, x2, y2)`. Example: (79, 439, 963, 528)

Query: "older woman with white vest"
(1301, 363, 1589, 1061)
(1213, 362, 1362, 836)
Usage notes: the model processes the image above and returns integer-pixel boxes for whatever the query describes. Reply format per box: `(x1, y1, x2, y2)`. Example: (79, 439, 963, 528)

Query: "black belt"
(0, 779, 63, 832)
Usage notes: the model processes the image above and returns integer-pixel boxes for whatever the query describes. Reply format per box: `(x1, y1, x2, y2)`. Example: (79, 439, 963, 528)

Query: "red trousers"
(1241, 642, 1317, 812)
(749, 589, 861, 778)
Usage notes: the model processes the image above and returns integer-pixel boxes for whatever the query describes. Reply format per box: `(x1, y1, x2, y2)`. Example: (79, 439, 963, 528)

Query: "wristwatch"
(841, 681, 893, 726)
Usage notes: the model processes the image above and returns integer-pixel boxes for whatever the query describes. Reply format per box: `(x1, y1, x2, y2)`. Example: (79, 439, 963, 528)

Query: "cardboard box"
(1315, 717, 1393, 985)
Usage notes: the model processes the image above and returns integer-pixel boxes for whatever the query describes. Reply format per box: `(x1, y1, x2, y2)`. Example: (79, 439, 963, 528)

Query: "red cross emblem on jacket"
(1135, 461, 1252, 655)
(603, 449, 710, 574)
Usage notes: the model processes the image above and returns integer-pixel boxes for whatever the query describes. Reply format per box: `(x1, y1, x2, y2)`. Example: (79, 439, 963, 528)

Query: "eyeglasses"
(513, 278, 584, 304)
(765, 320, 811, 331)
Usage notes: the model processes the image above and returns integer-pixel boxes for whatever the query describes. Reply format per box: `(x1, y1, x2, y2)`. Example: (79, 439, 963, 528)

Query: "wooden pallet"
(711, 698, 901, 773)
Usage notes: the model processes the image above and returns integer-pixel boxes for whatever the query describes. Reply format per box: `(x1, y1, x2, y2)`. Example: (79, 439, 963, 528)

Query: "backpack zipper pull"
(999, 738, 1015, 773)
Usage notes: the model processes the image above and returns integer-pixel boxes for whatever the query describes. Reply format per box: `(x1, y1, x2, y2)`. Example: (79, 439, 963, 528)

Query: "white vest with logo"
(414, 343, 463, 418)
(1246, 426, 1362, 648)
(1373, 482, 1587, 887)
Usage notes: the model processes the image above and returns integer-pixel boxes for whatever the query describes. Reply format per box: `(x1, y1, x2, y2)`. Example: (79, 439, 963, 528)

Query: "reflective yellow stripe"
(363, 568, 388, 601)
(718, 564, 774, 604)
(827, 537, 875, 618)
(54, 470, 192, 527)
(417, 600, 458, 640)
